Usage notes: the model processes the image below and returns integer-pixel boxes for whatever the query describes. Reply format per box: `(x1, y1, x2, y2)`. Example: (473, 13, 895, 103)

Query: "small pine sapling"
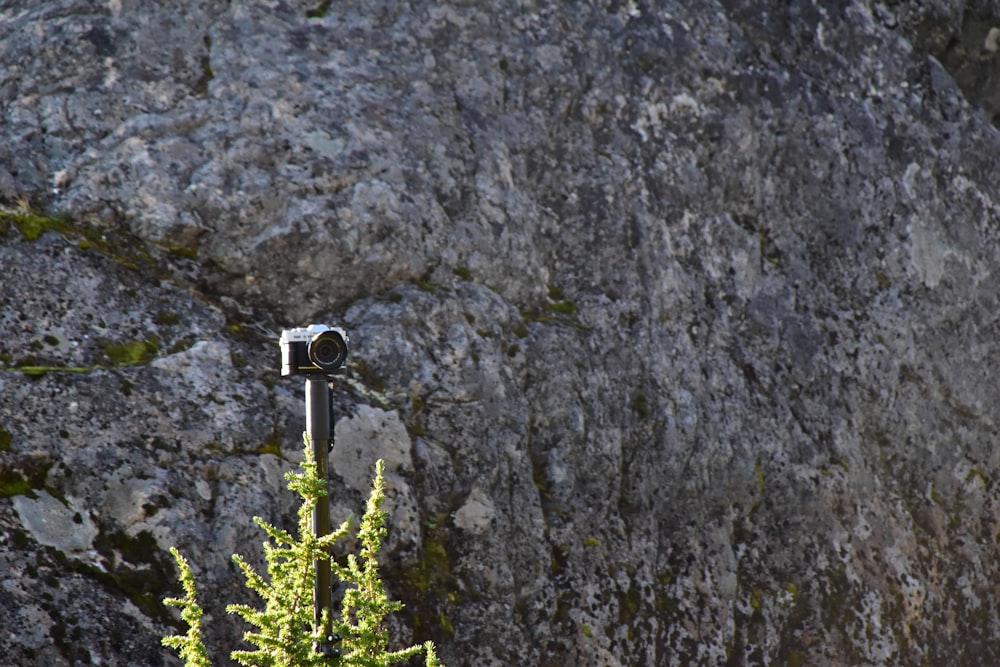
(163, 435, 444, 667)
(226, 435, 351, 667)
(331, 459, 440, 666)
(162, 547, 212, 667)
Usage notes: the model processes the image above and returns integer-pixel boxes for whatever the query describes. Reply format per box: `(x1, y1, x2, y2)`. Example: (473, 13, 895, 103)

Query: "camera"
(279, 324, 349, 376)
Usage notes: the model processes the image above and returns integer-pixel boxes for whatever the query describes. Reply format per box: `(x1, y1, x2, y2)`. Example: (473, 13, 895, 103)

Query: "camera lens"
(308, 330, 348, 371)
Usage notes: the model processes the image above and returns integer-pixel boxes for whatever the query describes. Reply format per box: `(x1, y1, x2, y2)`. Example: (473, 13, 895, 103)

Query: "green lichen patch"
(154, 310, 181, 325)
(0, 468, 33, 497)
(401, 528, 463, 640)
(351, 359, 386, 394)
(530, 449, 551, 500)
(521, 292, 590, 331)
(413, 275, 440, 292)
(306, 0, 331, 17)
(405, 393, 427, 436)
(0, 427, 12, 451)
(85, 528, 179, 624)
(9, 365, 93, 377)
(101, 336, 160, 366)
(405, 533, 454, 595)
(520, 306, 551, 324)
(758, 228, 782, 267)
(2, 204, 164, 278)
(192, 34, 214, 97)
(163, 241, 199, 259)
(437, 610, 455, 636)
(0, 209, 71, 241)
(256, 439, 281, 457)
(617, 583, 642, 626)
(168, 336, 196, 355)
(547, 299, 578, 315)
(631, 393, 649, 418)
(539, 284, 579, 317)
(0, 456, 53, 497)
(75, 223, 157, 271)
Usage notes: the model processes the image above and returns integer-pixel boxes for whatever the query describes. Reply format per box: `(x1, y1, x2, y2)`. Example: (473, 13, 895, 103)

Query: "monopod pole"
(305, 375, 333, 644)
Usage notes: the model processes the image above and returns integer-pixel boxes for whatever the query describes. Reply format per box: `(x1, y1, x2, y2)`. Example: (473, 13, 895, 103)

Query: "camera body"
(279, 324, 349, 376)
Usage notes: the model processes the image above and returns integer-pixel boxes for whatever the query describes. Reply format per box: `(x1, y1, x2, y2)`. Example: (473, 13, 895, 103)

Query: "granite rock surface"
(4, 0, 1000, 665)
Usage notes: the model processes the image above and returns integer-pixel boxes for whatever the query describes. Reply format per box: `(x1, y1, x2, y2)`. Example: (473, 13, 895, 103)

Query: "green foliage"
(330, 460, 444, 666)
(630, 393, 648, 418)
(162, 548, 212, 667)
(0, 206, 70, 240)
(163, 436, 444, 667)
(0, 468, 33, 497)
(305, 0, 331, 18)
(102, 337, 160, 366)
(0, 456, 53, 497)
(227, 439, 350, 667)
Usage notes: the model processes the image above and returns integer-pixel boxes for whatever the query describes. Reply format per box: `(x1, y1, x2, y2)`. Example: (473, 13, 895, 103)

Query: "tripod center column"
(306, 375, 332, 635)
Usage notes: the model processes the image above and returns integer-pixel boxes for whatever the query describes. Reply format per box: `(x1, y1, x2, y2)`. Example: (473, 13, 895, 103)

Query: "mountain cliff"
(3, 1, 1000, 664)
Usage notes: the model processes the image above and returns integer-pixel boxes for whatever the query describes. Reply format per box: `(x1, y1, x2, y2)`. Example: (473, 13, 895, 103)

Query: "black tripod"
(305, 374, 338, 655)
(280, 324, 349, 657)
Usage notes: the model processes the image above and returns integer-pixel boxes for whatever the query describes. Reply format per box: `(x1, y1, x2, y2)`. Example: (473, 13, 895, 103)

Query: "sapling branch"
(163, 436, 444, 667)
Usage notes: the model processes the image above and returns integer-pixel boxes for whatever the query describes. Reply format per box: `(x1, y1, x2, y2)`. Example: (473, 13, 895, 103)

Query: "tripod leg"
(306, 376, 332, 642)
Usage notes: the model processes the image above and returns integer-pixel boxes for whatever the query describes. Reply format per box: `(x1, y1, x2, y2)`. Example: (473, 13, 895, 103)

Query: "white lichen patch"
(453, 487, 496, 535)
(333, 404, 412, 492)
(13, 490, 98, 552)
(907, 217, 950, 288)
(849, 590, 899, 663)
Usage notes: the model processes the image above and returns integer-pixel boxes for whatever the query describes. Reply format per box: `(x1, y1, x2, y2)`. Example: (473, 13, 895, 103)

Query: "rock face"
(4, 0, 1000, 664)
